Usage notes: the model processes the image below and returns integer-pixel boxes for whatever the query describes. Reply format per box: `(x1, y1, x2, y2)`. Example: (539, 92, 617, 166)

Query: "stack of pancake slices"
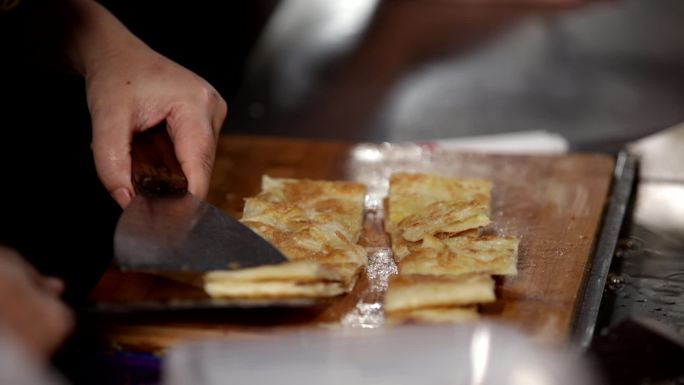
(203, 173, 518, 324)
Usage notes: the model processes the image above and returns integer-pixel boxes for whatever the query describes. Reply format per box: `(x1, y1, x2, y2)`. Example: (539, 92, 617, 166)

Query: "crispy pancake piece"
(204, 280, 346, 299)
(397, 234, 519, 276)
(383, 172, 518, 323)
(244, 175, 366, 243)
(241, 176, 367, 266)
(386, 306, 479, 324)
(205, 176, 367, 299)
(386, 173, 492, 240)
(397, 201, 491, 242)
(205, 260, 343, 283)
(384, 273, 495, 313)
(205, 261, 362, 289)
(242, 220, 367, 267)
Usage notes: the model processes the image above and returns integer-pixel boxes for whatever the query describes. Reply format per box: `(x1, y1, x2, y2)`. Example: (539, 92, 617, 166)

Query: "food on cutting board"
(384, 306, 480, 324)
(384, 173, 519, 323)
(386, 172, 492, 240)
(204, 172, 519, 325)
(396, 232, 519, 276)
(204, 176, 367, 299)
(384, 274, 495, 312)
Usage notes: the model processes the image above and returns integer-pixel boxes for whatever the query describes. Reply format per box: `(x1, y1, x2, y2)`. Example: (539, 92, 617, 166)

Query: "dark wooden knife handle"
(131, 122, 188, 196)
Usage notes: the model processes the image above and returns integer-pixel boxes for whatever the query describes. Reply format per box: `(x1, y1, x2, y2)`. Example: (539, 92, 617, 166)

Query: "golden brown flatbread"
(386, 172, 491, 238)
(244, 176, 366, 243)
(205, 260, 361, 289)
(386, 306, 479, 325)
(204, 176, 367, 299)
(384, 273, 495, 313)
(384, 172, 518, 323)
(204, 280, 346, 299)
(386, 173, 518, 277)
(397, 234, 519, 276)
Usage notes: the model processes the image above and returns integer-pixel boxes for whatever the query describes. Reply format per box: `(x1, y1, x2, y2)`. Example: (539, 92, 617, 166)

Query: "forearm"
(64, 0, 148, 77)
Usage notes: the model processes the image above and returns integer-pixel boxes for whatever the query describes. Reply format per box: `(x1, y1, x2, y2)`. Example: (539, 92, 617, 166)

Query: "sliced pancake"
(397, 234, 519, 276)
(204, 280, 346, 299)
(204, 261, 362, 290)
(386, 306, 479, 324)
(384, 273, 495, 313)
(244, 175, 366, 243)
(386, 172, 491, 238)
(241, 220, 367, 267)
(204, 176, 367, 299)
(397, 200, 490, 242)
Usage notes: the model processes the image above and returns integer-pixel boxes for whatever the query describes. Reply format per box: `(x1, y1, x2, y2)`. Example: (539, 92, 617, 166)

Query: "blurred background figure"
(0, 247, 70, 385)
(227, 0, 684, 150)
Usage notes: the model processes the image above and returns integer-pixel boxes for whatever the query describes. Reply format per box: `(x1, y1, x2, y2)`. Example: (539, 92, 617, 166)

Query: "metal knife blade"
(113, 123, 288, 272)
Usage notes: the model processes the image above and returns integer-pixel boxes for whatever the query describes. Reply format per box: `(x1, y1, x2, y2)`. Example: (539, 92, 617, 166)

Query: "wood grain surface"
(89, 135, 615, 352)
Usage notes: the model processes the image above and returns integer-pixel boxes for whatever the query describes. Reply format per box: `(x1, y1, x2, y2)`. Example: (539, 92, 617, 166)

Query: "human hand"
(84, 42, 227, 208)
(0, 247, 73, 360)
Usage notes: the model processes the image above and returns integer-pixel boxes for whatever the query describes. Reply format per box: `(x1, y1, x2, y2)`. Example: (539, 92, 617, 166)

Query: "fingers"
(91, 108, 134, 208)
(0, 248, 73, 360)
(0, 247, 65, 296)
(166, 87, 226, 200)
(167, 106, 217, 199)
(40, 277, 65, 296)
(86, 51, 227, 205)
(35, 293, 74, 358)
(0, 247, 44, 289)
(90, 97, 225, 205)
(213, 95, 228, 134)
(22, 288, 74, 360)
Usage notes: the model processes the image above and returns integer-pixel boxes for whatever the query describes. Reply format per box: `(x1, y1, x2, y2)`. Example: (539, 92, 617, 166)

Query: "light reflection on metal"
(510, 365, 552, 385)
(633, 183, 684, 237)
(628, 122, 684, 182)
(314, 0, 379, 47)
(628, 118, 684, 235)
(247, 0, 379, 110)
(351, 145, 384, 162)
(469, 326, 491, 385)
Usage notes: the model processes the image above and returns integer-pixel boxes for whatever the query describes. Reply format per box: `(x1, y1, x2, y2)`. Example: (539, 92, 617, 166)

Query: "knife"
(113, 123, 288, 272)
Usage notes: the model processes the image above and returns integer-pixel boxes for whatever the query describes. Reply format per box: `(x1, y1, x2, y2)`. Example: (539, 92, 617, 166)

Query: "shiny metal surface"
(600, 180, 684, 333)
(573, 152, 637, 351)
(590, 125, 684, 383)
(629, 123, 684, 183)
(591, 317, 684, 385)
(114, 194, 288, 272)
(598, 125, 684, 333)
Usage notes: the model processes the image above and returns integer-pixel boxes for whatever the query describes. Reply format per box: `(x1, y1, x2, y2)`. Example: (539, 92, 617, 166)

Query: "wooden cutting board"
(88, 135, 615, 352)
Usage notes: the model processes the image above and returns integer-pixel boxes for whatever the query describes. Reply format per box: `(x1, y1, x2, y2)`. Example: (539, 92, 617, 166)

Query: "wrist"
(66, 0, 148, 77)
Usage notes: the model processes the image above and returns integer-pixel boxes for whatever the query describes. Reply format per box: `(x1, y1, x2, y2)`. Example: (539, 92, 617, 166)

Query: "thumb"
(167, 107, 217, 200)
(91, 109, 134, 208)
